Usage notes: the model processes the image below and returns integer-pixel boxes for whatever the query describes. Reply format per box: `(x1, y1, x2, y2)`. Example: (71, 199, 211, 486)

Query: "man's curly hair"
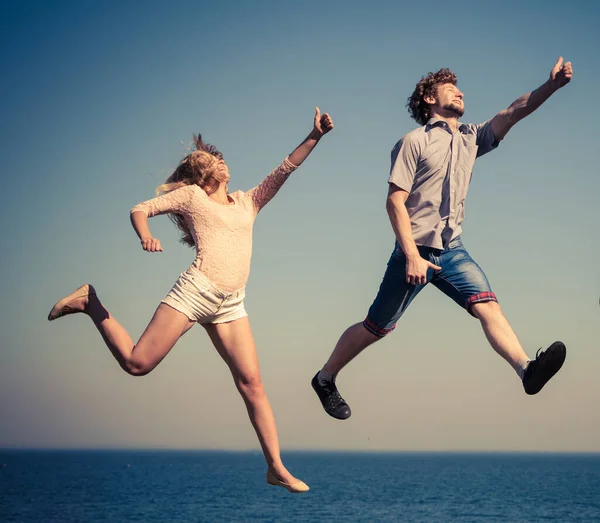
(406, 68, 457, 126)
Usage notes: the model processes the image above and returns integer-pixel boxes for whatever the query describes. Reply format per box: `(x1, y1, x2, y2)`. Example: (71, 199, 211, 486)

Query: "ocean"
(1, 451, 599, 522)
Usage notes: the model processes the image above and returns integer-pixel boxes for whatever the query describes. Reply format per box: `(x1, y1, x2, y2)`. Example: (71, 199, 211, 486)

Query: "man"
(313, 58, 573, 420)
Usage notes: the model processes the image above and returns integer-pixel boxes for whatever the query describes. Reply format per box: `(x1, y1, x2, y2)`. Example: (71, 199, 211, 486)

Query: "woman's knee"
(236, 374, 265, 401)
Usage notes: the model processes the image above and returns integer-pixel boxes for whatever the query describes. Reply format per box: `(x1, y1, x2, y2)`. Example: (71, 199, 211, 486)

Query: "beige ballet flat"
(47, 284, 96, 321)
(266, 470, 309, 493)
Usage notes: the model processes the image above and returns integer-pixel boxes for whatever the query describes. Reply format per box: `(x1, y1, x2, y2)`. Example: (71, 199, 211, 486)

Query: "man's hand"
(490, 56, 574, 141)
(405, 253, 441, 285)
(549, 57, 573, 91)
(311, 107, 334, 139)
(141, 237, 163, 252)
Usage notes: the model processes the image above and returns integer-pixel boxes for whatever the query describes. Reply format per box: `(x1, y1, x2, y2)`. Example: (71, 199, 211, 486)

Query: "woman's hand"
(311, 107, 334, 140)
(287, 107, 334, 167)
(141, 237, 163, 252)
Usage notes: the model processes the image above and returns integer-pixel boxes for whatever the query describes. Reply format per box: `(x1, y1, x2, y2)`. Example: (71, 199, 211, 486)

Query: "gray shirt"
(388, 118, 499, 249)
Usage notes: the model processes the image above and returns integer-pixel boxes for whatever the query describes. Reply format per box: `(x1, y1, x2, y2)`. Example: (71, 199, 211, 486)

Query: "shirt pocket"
(459, 144, 478, 176)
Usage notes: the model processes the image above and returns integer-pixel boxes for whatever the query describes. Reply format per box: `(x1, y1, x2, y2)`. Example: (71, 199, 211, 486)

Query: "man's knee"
(361, 319, 395, 340)
(470, 299, 502, 320)
(123, 356, 155, 377)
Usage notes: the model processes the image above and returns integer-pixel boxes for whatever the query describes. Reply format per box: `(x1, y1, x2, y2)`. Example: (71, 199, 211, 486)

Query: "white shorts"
(162, 267, 247, 324)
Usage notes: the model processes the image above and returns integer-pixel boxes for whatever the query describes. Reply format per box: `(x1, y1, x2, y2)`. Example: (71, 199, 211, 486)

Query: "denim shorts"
(162, 266, 247, 324)
(364, 236, 497, 337)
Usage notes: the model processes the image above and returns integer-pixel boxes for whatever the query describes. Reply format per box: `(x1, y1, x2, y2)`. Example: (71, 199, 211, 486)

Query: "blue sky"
(1, 0, 599, 451)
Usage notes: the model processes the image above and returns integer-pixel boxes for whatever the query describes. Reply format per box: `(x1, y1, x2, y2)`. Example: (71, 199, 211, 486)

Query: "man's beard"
(442, 103, 464, 117)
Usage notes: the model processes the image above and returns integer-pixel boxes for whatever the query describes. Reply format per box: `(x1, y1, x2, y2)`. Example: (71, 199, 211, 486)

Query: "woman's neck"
(207, 183, 233, 205)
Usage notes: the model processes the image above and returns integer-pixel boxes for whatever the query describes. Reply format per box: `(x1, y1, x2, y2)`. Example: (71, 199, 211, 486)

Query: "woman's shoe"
(47, 284, 96, 321)
(266, 470, 309, 493)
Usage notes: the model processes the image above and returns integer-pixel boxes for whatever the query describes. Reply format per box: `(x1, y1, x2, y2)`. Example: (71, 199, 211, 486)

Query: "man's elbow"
(385, 196, 396, 214)
(505, 106, 522, 127)
(386, 192, 408, 216)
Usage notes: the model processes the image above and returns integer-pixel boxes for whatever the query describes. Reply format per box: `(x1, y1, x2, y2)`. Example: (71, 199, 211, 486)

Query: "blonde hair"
(157, 135, 227, 247)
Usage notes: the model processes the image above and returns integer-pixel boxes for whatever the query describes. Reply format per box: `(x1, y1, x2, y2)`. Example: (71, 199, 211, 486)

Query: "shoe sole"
(524, 342, 566, 395)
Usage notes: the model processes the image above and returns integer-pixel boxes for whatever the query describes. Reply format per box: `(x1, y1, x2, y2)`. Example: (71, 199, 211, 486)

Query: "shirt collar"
(426, 118, 471, 135)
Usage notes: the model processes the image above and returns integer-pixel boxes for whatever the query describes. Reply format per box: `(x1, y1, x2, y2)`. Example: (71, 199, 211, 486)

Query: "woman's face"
(216, 157, 230, 182)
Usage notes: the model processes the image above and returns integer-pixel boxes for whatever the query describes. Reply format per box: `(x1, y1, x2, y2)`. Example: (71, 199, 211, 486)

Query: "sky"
(1, 0, 599, 452)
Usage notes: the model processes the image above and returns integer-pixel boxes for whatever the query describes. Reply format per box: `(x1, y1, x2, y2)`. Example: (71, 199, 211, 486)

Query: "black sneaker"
(311, 372, 351, 420)
(522, 341, 566, 395)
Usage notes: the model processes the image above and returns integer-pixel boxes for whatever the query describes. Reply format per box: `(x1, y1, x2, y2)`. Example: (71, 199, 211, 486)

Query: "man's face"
(433, 82, 464, 118)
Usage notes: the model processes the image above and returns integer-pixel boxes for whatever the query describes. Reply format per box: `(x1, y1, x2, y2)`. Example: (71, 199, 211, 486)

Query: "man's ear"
(424, 84, 438, 106)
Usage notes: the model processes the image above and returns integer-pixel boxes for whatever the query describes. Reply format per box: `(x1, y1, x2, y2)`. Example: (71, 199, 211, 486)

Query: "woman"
(48, 107, 334, 493)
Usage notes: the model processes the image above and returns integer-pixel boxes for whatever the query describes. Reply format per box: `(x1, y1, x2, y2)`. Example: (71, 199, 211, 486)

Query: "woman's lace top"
(130, 157, 298, 292)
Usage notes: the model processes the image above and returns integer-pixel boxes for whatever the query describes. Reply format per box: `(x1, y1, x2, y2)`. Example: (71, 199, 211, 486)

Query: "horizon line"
(2, 447, 599, 455)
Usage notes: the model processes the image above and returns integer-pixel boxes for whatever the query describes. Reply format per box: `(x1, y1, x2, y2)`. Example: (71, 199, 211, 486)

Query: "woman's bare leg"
(56, 290, 195, 375)
(203, 316, 299, 484)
